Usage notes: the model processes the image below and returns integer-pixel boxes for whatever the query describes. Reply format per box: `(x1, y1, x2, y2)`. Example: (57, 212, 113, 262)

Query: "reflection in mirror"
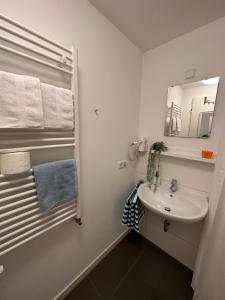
(164, 77, 220, 138)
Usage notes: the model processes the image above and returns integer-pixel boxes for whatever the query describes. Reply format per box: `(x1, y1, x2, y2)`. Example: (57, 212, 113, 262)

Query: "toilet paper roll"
(0, 152, 31, 175)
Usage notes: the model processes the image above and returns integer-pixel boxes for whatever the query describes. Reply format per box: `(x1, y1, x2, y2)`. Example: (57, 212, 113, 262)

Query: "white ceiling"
(89, 0, 225, 52)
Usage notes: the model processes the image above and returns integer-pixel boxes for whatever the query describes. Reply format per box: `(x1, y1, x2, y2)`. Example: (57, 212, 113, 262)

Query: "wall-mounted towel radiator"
(168, 101, 182, 136)
(0, 14, 81, 257)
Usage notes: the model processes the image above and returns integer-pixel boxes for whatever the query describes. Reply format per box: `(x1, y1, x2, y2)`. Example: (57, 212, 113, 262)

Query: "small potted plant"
(147, 142, 168, 192)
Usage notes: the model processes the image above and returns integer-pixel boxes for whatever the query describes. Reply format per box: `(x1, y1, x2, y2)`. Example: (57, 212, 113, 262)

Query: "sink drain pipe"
(163, 219, 170, 232)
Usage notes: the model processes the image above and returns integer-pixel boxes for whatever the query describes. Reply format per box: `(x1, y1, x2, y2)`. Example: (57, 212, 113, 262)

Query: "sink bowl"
(137, 182, 208, 223)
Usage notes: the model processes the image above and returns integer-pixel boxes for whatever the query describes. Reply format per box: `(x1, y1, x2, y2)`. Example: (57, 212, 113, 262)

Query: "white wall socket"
(117, 160, 127, 169)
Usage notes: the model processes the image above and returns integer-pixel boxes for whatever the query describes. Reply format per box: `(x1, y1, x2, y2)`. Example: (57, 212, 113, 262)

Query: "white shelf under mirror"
(161, 151, 216, 164)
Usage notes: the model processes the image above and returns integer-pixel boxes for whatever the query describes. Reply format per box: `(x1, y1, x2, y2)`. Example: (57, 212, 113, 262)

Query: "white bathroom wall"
(0, 1, 142, 299)
(136, 17, 225, 269)
(167, 85, 183, 107)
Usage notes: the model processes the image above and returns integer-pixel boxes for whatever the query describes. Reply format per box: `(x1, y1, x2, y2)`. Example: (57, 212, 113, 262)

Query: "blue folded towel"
(33, 159, 78, 212)
(122, 181, 145, 232)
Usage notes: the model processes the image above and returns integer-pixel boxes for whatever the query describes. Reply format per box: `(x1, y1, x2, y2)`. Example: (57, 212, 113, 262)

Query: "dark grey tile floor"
(65, 231, 194, 300)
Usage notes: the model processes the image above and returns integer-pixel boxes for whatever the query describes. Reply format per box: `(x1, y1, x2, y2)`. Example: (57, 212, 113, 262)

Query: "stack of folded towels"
(0, 71, 74, 129)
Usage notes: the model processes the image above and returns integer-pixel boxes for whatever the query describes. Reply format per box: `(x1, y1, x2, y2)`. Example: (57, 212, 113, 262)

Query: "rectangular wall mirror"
(164, 77, 220, 138)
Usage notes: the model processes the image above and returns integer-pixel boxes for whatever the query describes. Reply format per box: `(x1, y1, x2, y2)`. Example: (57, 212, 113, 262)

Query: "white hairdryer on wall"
(128, 138, 148, 161)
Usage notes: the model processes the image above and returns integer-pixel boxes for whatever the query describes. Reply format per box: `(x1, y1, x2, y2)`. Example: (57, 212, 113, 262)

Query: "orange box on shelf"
(201, 150, 214, 159)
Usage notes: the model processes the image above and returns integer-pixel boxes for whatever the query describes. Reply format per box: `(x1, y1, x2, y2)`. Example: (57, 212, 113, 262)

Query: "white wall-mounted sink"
(137, 182, 208, 223)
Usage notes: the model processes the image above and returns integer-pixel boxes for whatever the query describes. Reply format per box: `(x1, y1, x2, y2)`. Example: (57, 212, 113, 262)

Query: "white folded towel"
(0, 71, 44, 128)
(176, 117, 182, 132)
(41, 83, 74, 129)
(172, 117, 176, 131)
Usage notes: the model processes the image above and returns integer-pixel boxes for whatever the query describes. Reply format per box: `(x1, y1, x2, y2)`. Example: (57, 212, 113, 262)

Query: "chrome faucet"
(170, 178, 178, 193)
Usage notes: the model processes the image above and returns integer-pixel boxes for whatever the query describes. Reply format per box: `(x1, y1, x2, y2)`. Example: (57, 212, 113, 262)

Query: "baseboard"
(53, 229, 130, 300)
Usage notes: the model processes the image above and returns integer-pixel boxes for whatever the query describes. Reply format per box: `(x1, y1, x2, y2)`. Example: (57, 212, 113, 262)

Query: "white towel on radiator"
(0, 71, 44, 128)
(172, 117, 176, 131)
(41, 83, 74, 129)
(176, 117, 182, 132)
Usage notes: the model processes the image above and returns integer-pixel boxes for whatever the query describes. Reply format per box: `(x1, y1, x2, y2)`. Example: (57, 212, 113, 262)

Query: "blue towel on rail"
(122, 181, 145, 232)
(33, 159, 78, 212)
